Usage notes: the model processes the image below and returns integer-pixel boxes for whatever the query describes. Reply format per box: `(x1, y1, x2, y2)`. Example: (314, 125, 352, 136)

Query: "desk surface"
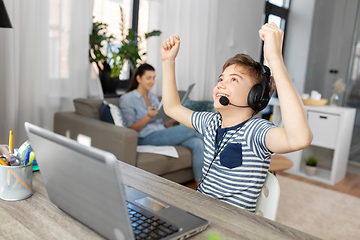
(0, 162, 319, 240)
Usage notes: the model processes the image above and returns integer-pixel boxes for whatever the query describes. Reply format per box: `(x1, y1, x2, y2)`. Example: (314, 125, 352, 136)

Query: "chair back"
(255, 172, 280, 221)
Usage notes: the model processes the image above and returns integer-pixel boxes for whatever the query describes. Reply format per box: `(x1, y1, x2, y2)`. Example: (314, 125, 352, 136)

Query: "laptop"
(24, 122, 209, 240)
(156, 83, 195, 119)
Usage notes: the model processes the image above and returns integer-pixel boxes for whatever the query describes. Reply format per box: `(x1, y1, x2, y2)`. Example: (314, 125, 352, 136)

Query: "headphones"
(247, 62, 271, 112)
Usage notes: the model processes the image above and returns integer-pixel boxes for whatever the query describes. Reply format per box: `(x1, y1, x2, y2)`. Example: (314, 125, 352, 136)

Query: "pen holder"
(0, 163, 33, 201)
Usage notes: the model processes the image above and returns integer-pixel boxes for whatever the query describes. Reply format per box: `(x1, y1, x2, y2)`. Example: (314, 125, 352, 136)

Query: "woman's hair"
(127, 63, 155, 92)
(222, 53, 276, 97)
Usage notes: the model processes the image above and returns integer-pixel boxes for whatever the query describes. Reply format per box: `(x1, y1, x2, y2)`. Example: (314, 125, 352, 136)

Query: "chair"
(255, 172, 280, 221)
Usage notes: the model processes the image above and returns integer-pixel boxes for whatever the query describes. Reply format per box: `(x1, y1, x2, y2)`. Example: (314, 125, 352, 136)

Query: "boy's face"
(213, 64, 254, 110)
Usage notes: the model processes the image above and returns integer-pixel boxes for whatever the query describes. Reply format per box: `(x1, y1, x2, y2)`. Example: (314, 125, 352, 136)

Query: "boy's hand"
(161, 35, 180, 61)
(259, 23, 284, 63)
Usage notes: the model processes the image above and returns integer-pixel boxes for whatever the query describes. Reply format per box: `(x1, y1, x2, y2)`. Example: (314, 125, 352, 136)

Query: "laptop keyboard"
(127, 203, 179, 240)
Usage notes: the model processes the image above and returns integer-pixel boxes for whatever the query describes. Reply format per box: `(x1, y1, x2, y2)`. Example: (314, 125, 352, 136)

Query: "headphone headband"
(257, 62, 271, 77)
(247, 62, 271, 112)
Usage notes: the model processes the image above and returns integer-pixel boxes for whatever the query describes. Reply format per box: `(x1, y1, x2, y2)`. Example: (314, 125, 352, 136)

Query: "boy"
(161, 23, 312, 212)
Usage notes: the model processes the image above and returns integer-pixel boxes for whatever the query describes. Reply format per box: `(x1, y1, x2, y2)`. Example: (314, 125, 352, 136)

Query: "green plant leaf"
(89, 6, 161, 77)
(305, 156, 318, 166)
(145, 30, 162, 39)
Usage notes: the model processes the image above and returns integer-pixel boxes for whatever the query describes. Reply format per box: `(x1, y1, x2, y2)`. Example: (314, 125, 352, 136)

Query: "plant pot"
(305, 165, 317, 176)
(99, 70, 119, 93)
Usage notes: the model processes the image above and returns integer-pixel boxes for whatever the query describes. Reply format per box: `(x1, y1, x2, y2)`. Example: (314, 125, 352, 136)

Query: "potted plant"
(89, 5, 161, 93)
(305, 156, 318, 176)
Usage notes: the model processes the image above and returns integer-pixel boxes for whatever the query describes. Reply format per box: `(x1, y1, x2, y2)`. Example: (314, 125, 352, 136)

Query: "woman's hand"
(161, 35, 180, 62)
(147, 107, 159, 118)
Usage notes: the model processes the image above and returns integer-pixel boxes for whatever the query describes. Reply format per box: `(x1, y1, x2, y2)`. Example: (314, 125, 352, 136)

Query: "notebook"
(24, 122, 209, 240)
(155, 83, 195, 119)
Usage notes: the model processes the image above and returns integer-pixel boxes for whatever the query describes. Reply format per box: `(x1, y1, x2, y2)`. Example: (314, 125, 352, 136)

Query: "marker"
(9, 130, 13, 153)
(28, 152, 35, 165)
(24, 150, 30, 165)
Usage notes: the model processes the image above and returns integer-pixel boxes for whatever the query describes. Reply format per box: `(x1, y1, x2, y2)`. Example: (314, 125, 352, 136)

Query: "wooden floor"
(276, 171, 360, 198)
(184, 165, 360, 199)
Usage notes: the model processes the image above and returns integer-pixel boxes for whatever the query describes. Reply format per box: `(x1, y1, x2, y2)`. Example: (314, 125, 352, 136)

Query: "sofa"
(53, 97, 214, 184)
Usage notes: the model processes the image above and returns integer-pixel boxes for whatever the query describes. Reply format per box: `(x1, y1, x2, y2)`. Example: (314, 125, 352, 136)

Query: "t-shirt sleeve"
(246, 118, 276, 159)
(191, 111, 216, 135)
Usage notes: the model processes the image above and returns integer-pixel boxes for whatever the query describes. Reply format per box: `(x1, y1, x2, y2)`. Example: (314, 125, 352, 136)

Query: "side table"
(269, 154, 293, 175)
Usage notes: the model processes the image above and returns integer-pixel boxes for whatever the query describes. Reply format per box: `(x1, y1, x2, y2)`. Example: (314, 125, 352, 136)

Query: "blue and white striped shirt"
(119, 90, 165, 138)
(192, 111, 276, 212)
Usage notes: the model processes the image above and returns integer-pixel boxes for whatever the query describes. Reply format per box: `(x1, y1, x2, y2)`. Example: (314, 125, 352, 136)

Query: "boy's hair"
(222, 54, 276, 97)
(127, 63, 155, 92)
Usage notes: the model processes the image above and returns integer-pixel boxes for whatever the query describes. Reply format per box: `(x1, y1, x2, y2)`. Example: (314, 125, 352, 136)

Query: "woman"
(119, 63, 203, 184)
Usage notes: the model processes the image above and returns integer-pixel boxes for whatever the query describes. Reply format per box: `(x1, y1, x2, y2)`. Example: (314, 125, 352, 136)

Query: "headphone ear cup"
(249, 63, 272, 112)
(248, 83, 263, 112)
(248, 78, 271, 112)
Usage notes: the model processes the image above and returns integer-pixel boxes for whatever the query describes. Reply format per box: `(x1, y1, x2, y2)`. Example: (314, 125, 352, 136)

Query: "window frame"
(260, 0, 291, 63)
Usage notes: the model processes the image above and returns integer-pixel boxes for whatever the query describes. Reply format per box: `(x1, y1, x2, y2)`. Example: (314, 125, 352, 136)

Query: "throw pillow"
(99, 101, 126, 127)
(99, 101, 114, 124)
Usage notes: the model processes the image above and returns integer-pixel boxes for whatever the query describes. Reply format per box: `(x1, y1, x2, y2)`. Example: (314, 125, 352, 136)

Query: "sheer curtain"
(0, 0, 95, 148)
(145, 0, 219, 101)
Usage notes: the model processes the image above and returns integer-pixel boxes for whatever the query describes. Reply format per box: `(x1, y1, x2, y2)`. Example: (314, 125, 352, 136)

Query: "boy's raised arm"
(161, 35, 194, 129)
(260, 23, 313, 153)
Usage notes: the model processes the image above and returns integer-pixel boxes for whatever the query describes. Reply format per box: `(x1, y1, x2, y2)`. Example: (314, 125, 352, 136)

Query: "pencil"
(0, 158, 11, 186)
(0, 157, 9, 166)
(7, 171, 11, 186)
(8, 168, 30, 190)
(9, 130, 13, 153)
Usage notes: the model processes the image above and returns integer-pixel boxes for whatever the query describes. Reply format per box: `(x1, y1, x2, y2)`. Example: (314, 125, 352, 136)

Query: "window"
(261, 0, 291, 118)
(268, 0, 290, 8)
(261, 0, 291, 63)
(92, 0, 132, 78)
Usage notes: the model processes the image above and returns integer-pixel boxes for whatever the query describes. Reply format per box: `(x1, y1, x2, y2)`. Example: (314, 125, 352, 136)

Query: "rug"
(276, 175, 360, 240)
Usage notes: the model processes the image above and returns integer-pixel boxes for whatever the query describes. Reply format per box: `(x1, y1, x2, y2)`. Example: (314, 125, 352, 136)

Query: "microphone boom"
(219, 96, 249, 108)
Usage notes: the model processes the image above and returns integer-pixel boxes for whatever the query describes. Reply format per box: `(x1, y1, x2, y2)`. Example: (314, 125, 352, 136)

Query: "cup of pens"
(0, 144, 33, 201)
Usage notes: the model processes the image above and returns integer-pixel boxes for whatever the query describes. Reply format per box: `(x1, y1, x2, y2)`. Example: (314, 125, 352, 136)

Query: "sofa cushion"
(136, 146, 192, 176)
(106, 97, 120, 107)
(99, 101, 126, 127)
(73, 98, 120, 120)
(73, 98, 103, 119)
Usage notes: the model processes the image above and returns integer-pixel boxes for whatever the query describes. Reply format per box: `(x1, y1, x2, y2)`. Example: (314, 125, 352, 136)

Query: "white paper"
(136, 145, 179, 158)
(157, 100, 163, 110)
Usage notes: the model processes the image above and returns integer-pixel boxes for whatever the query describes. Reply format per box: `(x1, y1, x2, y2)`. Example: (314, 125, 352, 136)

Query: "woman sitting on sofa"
(119, 63, 204, 184)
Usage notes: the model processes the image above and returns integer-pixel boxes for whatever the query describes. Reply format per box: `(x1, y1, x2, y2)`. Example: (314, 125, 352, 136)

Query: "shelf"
(286, 165, 333, 185)
(269, 99, 356, 185)
(309, 142, 335, 150)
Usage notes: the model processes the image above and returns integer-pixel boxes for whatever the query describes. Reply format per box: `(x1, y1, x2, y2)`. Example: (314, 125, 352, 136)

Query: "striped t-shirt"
(192, 111, 276, 212)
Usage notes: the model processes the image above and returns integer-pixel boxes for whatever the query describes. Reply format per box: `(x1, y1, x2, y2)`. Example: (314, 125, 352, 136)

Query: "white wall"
(214, 0, 264, 70)
(146, 0, 265, 101)
(211, 0, 264, 101)
(304, 0, 358, 103)
(146, 0, 359, 103)
(283, 0, 315, 95)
